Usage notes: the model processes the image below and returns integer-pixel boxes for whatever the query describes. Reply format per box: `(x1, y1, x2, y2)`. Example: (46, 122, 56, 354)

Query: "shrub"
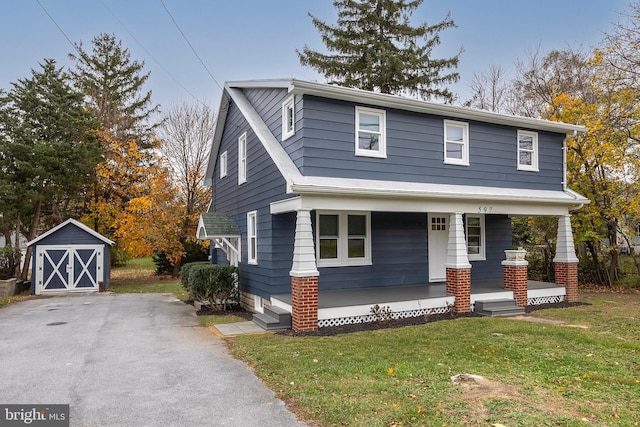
(111, 244, 131, 267)
(179, 261, 211, 293)
(0, 246, 22, 280)
(153, 240, 209, 275)
(188, 264, 239, 310)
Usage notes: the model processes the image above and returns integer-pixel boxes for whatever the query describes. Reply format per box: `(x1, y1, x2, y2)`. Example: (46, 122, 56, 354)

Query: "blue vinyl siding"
(211, 97, 291, 300)
(317, 212, 428, 291)
(470, 214, 512, 281)
(299, 95, 564, 191)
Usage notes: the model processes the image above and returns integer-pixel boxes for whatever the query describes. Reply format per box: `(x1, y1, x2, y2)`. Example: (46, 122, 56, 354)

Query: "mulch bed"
(278, 301, 590, 337)
(184, 299, 590, 337)
(184, 299, 254, 320)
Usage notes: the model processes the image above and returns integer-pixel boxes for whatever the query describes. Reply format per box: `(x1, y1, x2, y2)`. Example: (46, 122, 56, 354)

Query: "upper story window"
(517, 130, 539, 171)
(443, 120, 469, 166)
(282, 96, 295, 141)
(465, 214, 485, 261)
(247, 211, 257, 264)
(355, 106, 386, 158)
(238, 133, 247, 185)
(317, 211, 371, 267)
(220, 151, 228, 178)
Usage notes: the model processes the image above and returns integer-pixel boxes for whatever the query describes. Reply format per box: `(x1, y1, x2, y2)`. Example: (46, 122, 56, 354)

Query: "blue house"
(197, 79, 588, 332)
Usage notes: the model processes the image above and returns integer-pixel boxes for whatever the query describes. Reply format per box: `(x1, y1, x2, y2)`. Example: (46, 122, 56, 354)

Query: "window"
(282, 96, 295, 140)
(254, 295, 263, 313)
(444, 120, 469, 166)
(317, 212, 371, 267)
(220, 151, 227, 178)
(517, 130, 538, 171)
(238, 133, 247, 184)
(465, 214, 485, 261)
(355, 106, 386, 158)
(247, 211, 257, 264)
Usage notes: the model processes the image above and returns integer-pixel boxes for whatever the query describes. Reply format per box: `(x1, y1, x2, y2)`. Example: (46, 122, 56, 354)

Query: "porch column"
(553, 214, 579, 303)
(290, 209, 319, 332)
(445, 212, 472, 313)
(502, 249, 528, 306)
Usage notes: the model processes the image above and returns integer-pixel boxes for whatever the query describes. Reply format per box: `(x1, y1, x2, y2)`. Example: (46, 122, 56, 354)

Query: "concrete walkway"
(0, 293, 307, 427)
(210, 321, 268, 337)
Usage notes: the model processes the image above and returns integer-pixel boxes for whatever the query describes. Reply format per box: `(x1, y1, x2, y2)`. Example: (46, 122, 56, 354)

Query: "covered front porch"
(270, 280, 566, 328)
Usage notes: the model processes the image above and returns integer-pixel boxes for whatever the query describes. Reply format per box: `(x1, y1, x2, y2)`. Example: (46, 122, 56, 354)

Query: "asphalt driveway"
(0, 293, 307, 426)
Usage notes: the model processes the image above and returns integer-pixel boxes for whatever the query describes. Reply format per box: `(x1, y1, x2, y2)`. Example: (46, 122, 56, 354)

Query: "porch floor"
(273, 280, 561, 309)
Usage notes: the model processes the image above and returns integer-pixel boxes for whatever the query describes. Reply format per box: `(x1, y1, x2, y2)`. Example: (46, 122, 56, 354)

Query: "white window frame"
(220, 151, 227, 178)
(238, 133, 247, 185)
(247, 210, 257, 265)
(465, 214, 486, 261)
(443, 120, 469, 166)
(316, 211, 372, 267)
(355, 106, 386, 158)
(282, 96, 295, 141)
(517, 130, 539, 172)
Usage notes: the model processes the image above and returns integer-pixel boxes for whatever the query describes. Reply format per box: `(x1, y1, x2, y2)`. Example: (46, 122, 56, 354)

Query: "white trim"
(27, 219, 114, 247)
(254, 295, 264, 314)
(282, 95, 295, 141)
(220, 151, 228, 178)
(465, 214, 486, 261)
(225, 86, 303, 192)
(316, 211, 371, 267)
(272, 193, 577, 217)
(283, 79, 587, 134)
(238, 133, 247, 185)
(517, 130, 539, 172)
(443, 119, 469, 166)
(247, 211, 257, 265)
(355, 106, 386, 158)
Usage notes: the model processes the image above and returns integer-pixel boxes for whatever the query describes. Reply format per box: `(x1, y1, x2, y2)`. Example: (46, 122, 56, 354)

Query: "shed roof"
(27, 219, 115, 247)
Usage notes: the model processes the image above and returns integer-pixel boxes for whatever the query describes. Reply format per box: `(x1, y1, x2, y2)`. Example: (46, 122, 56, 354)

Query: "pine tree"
(298, 0, 461, 102)
(0, 59, 101, 278)
(69, 33, 159, 146)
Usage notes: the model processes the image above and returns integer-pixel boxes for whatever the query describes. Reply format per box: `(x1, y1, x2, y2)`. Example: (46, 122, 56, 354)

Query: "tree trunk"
(20, 200, 42, 281)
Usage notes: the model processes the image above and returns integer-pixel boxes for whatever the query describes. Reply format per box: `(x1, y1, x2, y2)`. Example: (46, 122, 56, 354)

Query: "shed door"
(35, 245, 104, 295)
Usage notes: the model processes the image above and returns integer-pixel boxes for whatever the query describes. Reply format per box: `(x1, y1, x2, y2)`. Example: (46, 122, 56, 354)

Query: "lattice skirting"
(318, 305, 451, 328)
(528, 295, 564, 305)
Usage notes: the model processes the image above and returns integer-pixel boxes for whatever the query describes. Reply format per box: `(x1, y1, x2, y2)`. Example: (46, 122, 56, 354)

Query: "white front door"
(35, 245, 103, 295)
(428, 214, 448, 282)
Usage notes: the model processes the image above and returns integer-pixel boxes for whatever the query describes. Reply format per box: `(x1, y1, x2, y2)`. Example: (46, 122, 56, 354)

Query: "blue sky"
(0, 1, 630, 111)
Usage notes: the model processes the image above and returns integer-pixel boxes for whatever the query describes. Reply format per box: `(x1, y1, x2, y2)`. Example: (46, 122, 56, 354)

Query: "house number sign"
(478, 206, 493, 213)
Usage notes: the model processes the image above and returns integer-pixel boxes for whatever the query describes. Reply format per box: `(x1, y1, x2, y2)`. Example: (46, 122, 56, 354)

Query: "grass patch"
(227, 292, 640, 426)
(197, 314, 248, 326)
(110, 257, 188, 301)
(0, 293, 34, 309)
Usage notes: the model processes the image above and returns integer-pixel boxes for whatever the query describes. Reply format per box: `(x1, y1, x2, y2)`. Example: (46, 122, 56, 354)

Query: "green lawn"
(109, 257, 188, 300)
(228, 292, 640, 426)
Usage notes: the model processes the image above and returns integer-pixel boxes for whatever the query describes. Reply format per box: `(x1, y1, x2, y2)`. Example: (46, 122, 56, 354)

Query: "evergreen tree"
(69, 33, 159, 146)
(298, 0, 461, 102)
(0, 59, 101, 278)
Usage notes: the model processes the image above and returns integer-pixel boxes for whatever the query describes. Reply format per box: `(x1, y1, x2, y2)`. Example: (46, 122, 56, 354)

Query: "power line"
(99, 0, 211, 109)
(34, 0, 81, 56)
(159, 0, 223, 92)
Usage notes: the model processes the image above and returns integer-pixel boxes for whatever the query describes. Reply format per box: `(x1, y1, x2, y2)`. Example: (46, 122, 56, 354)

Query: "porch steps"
(253, 305, 292, 331)
(475, 299, 525, 317)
